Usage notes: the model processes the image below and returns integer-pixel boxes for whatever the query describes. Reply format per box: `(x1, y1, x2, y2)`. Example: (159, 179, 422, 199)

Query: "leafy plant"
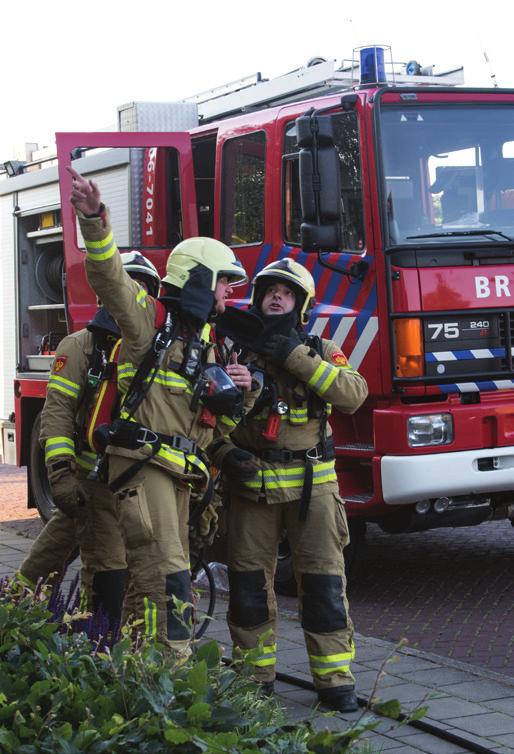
(0, 578, 383, 753)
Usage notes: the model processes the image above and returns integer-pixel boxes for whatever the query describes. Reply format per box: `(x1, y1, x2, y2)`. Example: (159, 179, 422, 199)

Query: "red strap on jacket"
(86, 338, 122, 452)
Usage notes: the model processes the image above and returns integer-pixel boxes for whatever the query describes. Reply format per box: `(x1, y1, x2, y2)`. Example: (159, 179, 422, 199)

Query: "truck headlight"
(407, 414, 453, 447)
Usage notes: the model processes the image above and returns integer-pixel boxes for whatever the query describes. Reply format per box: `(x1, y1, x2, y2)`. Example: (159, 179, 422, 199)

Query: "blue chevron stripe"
(426, 348, 504, 363)
(438, 380, 514, 394)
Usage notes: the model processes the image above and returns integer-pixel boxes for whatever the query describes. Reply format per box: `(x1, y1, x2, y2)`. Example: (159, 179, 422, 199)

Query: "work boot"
(258, 681, 275, 697)
(318, 685, 358, 712)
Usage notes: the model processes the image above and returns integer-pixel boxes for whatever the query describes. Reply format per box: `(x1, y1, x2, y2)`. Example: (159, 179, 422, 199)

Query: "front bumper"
(381, 446, 514, 505)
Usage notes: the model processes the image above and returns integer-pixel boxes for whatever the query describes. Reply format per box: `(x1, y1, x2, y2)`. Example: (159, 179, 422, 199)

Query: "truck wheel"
(29, 411, 55, 523)
(274, 519, 367, 597)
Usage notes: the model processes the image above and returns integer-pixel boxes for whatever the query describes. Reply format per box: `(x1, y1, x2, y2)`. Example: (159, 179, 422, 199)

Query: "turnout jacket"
(41, 329, 105, 475)
(211, 338, 368, 504)
(79, 211, 256, 489)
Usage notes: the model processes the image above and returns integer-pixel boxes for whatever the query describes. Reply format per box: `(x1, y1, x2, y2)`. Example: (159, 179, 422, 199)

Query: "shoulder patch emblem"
(331, 352, 348, 366)
(53, 356, 67, 373)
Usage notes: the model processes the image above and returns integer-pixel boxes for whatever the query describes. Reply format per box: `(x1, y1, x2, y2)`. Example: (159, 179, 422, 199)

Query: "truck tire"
(274, 519, 367, 597)
(29, 411, 55, 523)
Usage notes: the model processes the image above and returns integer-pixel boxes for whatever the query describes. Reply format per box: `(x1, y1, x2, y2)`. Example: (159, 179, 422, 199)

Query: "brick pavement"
(205, 596, 514, 753)
(348, 520, 514, 677)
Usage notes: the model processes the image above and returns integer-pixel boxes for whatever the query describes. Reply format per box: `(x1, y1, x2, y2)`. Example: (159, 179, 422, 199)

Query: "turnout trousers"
(19, 477, 127, 621)
(226, 490, 355, 690)
(109, 455, 192, 652)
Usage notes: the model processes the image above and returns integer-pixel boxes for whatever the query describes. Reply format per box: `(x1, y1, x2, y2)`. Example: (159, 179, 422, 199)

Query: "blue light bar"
(359, 46, 387, 85)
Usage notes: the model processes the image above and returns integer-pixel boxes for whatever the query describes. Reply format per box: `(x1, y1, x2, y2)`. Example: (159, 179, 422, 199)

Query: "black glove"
(261, 328, 302, 366)
(221, 448, 259, 481)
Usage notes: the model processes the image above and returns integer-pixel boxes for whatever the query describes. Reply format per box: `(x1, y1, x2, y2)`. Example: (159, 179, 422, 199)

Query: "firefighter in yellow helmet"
(67, 166, 255, 651)
(18, 253, 162, 626)
(210, 258, 368, 712)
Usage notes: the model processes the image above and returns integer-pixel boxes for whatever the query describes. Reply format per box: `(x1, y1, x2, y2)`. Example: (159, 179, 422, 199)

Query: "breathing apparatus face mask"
(193, 364, 244, 419)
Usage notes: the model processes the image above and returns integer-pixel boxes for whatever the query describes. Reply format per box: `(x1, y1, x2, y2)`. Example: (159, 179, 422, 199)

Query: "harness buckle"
(87, 368, 103, 388)
(135, 427, 159, 445)
(306, 444, 323, 462)
(170, 435, 197, 455)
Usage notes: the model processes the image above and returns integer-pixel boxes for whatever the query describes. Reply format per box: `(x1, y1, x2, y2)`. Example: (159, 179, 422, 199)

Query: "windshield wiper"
(406, 229, 514, 242)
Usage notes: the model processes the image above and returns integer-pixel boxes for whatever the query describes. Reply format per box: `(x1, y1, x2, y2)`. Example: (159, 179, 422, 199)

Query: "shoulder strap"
(86, 338, 122, 452)
(74, 334, 110, 451)
(121, 311, 177, 419)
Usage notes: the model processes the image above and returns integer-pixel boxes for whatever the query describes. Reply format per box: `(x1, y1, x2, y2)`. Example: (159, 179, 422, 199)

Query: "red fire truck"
(3, 49, 514, 577)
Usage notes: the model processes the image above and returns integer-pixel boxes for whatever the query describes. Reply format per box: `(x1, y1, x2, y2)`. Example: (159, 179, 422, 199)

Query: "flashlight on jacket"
(262, 397, 288, 442)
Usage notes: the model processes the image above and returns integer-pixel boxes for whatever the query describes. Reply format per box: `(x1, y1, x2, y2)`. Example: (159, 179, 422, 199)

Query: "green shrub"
(0, 580, 380, 753)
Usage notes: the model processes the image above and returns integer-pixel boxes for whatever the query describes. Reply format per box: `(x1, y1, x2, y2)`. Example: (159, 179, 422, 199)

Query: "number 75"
(427, 322, 459, 340)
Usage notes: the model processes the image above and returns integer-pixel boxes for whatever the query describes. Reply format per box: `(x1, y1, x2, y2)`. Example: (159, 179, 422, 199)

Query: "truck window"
(192, 136, 216, 237)
(380, 104, 514, 243)
(283, 112, 365, 252)
(220, 131, 266, 245)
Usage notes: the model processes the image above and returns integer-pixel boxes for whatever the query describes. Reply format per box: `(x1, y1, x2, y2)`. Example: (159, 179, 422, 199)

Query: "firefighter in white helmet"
(210, 258, 368, 711)
(18, 252, 161, 626)
(67, 165, 255, 651)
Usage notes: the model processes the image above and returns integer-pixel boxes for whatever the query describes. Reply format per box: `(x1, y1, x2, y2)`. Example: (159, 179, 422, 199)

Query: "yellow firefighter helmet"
(162, 237, 247, 291)
(251, 258, 316, 324)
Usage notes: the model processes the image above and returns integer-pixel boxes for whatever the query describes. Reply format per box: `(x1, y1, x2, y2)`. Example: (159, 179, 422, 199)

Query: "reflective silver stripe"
(48, 375, 81, 398)
(308, 361, 339, 395)
(84, 233, 117, 261)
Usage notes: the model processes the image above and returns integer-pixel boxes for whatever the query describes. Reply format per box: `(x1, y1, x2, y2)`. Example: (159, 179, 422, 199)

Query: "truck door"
(56, 131, 197, 334)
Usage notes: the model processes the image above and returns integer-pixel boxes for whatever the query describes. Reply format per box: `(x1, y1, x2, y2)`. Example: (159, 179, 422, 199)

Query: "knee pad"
(228, 569, 269, 628)
(301, 573, 347, 633)
(166, 570, 192, 640)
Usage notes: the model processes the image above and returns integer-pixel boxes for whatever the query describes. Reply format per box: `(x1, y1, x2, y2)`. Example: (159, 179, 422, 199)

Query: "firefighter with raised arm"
(67, 166, 254, 651)
(210, 259, 368, 712)
(19, 252, 162, 624)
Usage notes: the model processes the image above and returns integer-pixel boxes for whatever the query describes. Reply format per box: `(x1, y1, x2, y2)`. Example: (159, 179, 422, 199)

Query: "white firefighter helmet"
(162, 237, 247, 291)
(120, 251, 161, 297)
(251, 258, 316, 324)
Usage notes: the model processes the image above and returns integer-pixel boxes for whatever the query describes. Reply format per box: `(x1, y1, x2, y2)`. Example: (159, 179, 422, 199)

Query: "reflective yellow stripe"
(200, 324, 212, 343)
(45, 437, 75, 463)
(136, 285, 148, 308)
(186, 454, 209, 477)
(84, 232, 117, 262)
(117, 363, 192, 392)
(289, 407, 308, 425)
(76, 451, 97, 471)
(156, 444, 188, 471)
(253, 643, 277, 667)
(48, 374, 81, 398)
(144, 596, 158, 636)
(309, 644, 355, 677)
(118, 363, 136, 380)
(242, 461, 337, 490)
(219, 415, 237, 429)
(307, 361, 339, 396)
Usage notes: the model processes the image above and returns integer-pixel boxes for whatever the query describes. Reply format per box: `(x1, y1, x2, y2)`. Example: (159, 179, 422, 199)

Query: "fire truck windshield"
(379, 103, 514, 246)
